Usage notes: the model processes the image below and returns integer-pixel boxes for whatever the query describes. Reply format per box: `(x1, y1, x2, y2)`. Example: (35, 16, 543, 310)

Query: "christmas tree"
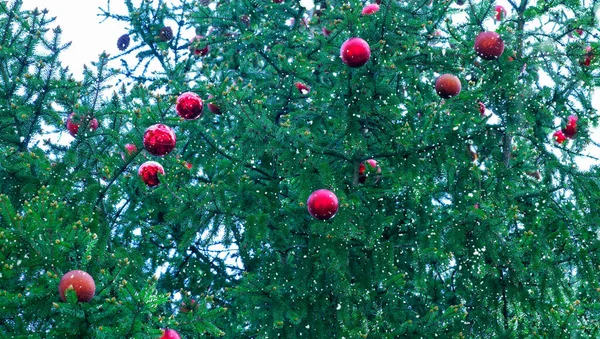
(2, 0, 600, 337)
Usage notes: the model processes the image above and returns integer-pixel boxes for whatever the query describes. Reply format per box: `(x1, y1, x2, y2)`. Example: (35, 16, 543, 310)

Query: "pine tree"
(2, 0, 600, 337)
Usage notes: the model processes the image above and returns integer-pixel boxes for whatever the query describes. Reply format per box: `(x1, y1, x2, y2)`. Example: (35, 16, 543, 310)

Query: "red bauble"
(143, 124, 176, 156)
(340, 37, 371, 68)
(362, 4, 380, 15)
(553, 130, 567, 144)
(207, 95, 222, 114)
(307, 189, 339, 221)
(562, 115, 578, 138)
(190, 35, 209, 56)
(58, 270, 95, 302)
(125, 143, 137, 156)
(358, 159, 381, 183)
(180, 299, 197, 313)
(295, 82, 310, 94)
(478, 102, 486, 115)
(176, 92, 204, 120)
(474, 31, 504, 60)
(66, 113, 98, 137)
(138, 161, 165, 187)
(581, 46, 593, 67)
(435, 74, 461, 99)
(494, 5, 507, 21)
(159, 329, 181, 339)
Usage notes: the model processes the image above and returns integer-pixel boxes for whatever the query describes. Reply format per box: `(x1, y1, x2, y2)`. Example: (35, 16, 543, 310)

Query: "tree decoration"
(159, 26, 173, 42)
(553, 130, 567, 144)
(295, 82, 310, 94)
(495, 5, 507, 21)
(340, 37, 371, 68)
(190, 35, 209, 56)
(58, 270, 96, 302)
(207, 95, 222, 114)
(117, 34, 130, 51)
(474, 31, 505, 60)
(307, 189, 339, 221)
(362, 4, 380, 15)
(138, 161, 165, 187)
(358, 159, 381, 183)
(66, 113, 98, 137)
(435, 74, 461, 98)
(562, 115, 578, 138)
(143, 124, 176, 156)
(159, 329, 181, 339)
(176, 92, 204, 120)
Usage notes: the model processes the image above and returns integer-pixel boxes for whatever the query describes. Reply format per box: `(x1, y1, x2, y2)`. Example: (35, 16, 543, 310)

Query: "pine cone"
(159, 26, 173, 42)
(199, 0, 211, 5)
(117, 34, 130, 51)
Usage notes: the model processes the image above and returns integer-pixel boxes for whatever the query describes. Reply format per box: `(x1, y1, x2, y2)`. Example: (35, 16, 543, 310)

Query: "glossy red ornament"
(180, 298, 197, 313)
(340, 37, 371, 68)
(58, 270, 95, 302)
(582, 46, 593, 66)
(562, 115, 578, 138)
(125, 143, 137, 156)
(190, 35, 209, 56)
(159, 329, 181, 339)
(435, 74, 461, 99)
(553, 130, 567, 144)
(66, 113, 98, 137)
(362, 4, 380, 15)
(478, 102, 486, 115)
(474, 31, 504, 60)
(143, 124, 176, 156)
(358, 159, 381, 183)
(307, 189, 339, 221)
(494, 5, 507, 21)
(138, 161, 165, 187)
(295, 82, 310, 94)
(176, 92, 204, 120)
(207, 95, 222, 114)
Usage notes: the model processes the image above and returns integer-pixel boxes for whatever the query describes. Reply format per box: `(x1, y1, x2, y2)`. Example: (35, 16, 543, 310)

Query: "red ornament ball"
(581, 46, 593, 67)
(190, 35, 209, 56)
(58, 270, 96, 302)
(66, 113, 98, 137)
(478, 102, 486, 115)
(474, 31, 504, 60)
(159, 329, 181, 339)
(138, 161, 165, 187)
(207, 95, 222, 114)
(125, 143, 137, 156)
(553, 130, 567, 144)
(295, 82, 310, 94)
(562, 115, 578, 138)
(143, 124, 176, 156)
(494, 5, 507, 21)
(358, 159, 381, 183)
(307, 189, 339, 221)
(340, 37, 371, 68)
(176, 92, 204, 120)
(435, 74, 461, 99)
(180, 299, 197, 313)
(362, 4, 380, 15)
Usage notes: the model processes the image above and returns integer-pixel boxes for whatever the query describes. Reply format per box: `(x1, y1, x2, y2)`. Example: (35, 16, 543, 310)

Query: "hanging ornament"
(143, 124, 176, 156)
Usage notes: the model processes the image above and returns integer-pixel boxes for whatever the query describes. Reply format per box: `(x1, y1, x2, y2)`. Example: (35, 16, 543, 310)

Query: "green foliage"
(1, 0, 600, 337)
